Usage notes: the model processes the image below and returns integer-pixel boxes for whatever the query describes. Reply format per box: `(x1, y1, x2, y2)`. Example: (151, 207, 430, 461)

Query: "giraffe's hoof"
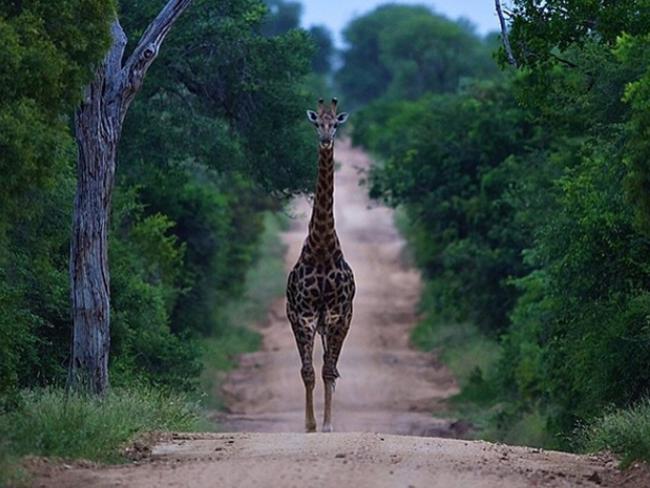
(305, 422, 317, 433)
(322, 423, 333, 433)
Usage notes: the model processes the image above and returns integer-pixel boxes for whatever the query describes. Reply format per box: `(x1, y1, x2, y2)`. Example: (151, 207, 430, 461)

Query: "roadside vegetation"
(583, 400, 650, 468)
(200, 212, 288, 409)
(0, 387, 205, 481)
(0, 0, 330, 484)
(339, 1, 650, 465)
(3, 0, 650, 481)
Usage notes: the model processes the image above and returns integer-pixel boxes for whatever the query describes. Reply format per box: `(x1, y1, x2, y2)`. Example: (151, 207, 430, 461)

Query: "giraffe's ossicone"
(286, 97, 355, 433)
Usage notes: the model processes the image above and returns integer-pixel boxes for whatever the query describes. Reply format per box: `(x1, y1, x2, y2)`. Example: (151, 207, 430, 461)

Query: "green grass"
(200, 212, 287, 408)
(411, 318, 500, 389)
(581, 398, 650, 467)
(0, 386, 206, 486)
(410, 314, 565, 449)
(483, 405, 557, 448)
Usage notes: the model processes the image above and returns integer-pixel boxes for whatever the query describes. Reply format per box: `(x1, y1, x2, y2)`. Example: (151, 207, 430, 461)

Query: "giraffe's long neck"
(307, 144, 339, 254)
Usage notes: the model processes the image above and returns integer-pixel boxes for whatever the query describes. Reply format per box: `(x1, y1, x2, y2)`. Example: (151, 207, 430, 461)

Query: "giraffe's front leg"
(290, 315, 317, 433)
(322, 375, 334, 433)
(302, 359, 316, 433)
(322, 312, 352, 433)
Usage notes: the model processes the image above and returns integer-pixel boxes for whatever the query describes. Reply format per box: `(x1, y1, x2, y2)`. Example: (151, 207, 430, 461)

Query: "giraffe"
(286, 97, 355, 433)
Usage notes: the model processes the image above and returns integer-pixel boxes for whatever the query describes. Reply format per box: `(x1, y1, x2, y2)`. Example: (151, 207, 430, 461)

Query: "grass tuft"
(0, 386, 206, 486)
(0, 387, 204, 464)
(582, 398, 650, 467)
(411, 318, 500, 389)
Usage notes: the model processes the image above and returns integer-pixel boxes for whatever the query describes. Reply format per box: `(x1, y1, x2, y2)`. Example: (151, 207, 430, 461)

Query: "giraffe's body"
(286, 98, 355, 432)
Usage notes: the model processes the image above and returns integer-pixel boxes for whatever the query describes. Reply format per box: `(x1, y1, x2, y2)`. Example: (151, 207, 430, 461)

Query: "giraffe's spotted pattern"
(286, 99, 355, 432)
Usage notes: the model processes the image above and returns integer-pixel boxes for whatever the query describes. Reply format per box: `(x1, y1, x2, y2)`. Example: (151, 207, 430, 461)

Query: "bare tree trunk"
(495, 0, 518, 67)
(69, 65, 118, 394)
(68, 0, 192, 395)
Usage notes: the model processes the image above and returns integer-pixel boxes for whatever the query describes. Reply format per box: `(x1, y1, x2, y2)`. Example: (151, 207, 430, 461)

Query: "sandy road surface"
(32, 140, 649, 487)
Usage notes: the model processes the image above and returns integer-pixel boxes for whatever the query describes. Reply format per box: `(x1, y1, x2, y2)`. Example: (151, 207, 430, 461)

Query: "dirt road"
(33, 141, 649, 487)
(217, 138, 460, 436)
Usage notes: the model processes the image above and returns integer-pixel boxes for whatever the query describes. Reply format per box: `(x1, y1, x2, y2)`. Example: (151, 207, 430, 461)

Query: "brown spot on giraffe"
(286, 97, 354, 433)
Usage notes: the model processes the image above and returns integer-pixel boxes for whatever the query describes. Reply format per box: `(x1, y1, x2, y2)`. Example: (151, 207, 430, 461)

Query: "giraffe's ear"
(336, 112, 349, 125)
(306, 110, 319, 125)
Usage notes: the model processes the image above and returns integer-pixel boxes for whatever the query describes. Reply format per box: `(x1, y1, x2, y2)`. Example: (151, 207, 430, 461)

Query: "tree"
(0, 1, 113, 401)
(337, 5, 497, 107)
(503, 0, 650, 68)
(0, 0, 113, 223)
(362, 81, 536, 333)
(337, 5, 426, 107)
(308, 25, 334, 75)
(68, 0, 192, 395)
(117, 0, 315, 339)
(260, 0, 301, 37)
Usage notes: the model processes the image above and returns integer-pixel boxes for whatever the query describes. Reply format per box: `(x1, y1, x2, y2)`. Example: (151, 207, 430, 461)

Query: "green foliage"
(109, 187, 202, 390)
(347, 0, 650, 458)
(0, 0, 315, 404)
(105, 0, 315, 389)
(618, 33, 650, 234)
(0, 162, 77, 400)
(489, 3, 650, 449)
(0, 387, 204, 465)
(201, 212, 286, 408)
(260, 0, 302, 37)
(121, 0, 315, 194)
(0, 1, 112, 400)
(504, 0, 650, 68)
(582, 399, 650, 467)
(364, 80, 536, 334)
(0, 1, 113, 214)
(337, 4, 498, 107)
(308, 25, 334, 75)
(259, 1, 334, 91)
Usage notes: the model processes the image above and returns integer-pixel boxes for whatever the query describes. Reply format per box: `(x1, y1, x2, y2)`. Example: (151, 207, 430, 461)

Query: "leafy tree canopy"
(0, 0, 113, 217)
(337, 4, 498, 107)
(504, 0, 650, 68)
(308, 24, 334, 75)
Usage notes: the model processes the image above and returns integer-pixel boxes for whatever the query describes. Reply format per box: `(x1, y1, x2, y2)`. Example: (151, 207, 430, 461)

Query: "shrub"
(0, 387, 205, 464)
(582, 399, 650, 467)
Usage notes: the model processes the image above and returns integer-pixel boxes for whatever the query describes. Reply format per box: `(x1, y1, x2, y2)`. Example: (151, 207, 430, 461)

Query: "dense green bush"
(0, 0, 113, 214)
(347, 0, 650, 462)
(362, 80, 538, 334)
(0, 0, 112, 401)
(583, 399, 650, 468)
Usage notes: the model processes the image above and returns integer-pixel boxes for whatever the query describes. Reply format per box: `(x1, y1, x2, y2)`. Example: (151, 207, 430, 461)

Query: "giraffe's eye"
(333, 123, 339, 129)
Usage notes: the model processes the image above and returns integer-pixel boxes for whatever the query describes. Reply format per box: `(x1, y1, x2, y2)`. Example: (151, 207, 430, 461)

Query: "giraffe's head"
(306, 98, 349, 148)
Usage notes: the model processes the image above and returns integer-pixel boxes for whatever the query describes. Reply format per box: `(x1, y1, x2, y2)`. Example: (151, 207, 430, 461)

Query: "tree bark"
(495, 0, 518, 67)
(68, 0, 192, 395)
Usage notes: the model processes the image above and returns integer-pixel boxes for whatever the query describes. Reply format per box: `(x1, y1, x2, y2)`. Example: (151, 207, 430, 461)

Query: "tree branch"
(495, 0, 518, 67)
(103, 19, 128, 105)
(106, 19, 127, 77)
(549, 52, 578, 68)
(119, 0, 193, 121)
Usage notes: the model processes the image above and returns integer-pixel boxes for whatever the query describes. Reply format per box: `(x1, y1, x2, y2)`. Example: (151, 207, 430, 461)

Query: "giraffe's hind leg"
(289, 314, 317, 432)
(322, 310, 352, 432)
